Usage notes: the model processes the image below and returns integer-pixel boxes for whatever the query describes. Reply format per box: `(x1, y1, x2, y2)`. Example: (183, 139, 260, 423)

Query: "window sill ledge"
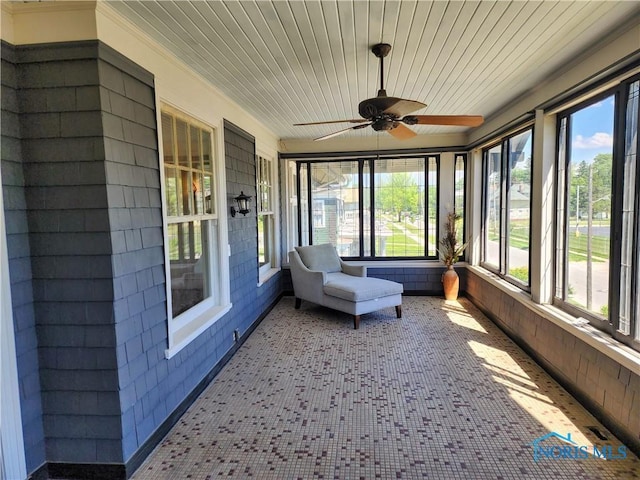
(165, 303, 232, 359)
(258, 267, 280, 287)
(466, 265, 640, 374)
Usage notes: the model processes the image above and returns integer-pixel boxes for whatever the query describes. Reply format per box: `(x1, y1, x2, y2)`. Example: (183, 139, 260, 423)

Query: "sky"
(570, 95, 615, 164)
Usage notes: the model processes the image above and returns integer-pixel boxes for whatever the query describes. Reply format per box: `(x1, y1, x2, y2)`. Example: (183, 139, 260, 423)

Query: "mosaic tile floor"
(132, 296, 639, 480)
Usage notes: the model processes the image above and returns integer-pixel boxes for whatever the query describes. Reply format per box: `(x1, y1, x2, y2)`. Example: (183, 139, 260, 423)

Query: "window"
(481, 128, 533, 287)
(161, 109, 229, 356)
(556, 76, 640, 350)
(296, 156, 439, 259)
(257, 154, 277, 277)
(454, 154, 467, 260)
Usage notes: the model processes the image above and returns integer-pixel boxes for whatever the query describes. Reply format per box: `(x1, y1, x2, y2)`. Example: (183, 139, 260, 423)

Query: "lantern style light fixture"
(231, 191, 251, 217)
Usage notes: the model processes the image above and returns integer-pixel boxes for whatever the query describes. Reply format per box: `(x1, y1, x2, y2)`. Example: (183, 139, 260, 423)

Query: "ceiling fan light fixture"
(371, 118, 397, 132)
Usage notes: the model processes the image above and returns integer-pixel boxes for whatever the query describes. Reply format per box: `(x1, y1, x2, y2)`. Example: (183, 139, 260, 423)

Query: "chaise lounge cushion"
(324, 272, 403, 302)
(295, 244, 342, 273)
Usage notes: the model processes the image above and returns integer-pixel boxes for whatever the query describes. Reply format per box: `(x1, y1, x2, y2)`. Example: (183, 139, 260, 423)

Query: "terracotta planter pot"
(442, 265, 459, 300)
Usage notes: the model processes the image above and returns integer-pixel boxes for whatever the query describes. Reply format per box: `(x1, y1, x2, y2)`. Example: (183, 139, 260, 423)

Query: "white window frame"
(257, 149, 280, 284)
(284, 159, 299, 257)
(159, 105, 231, 358)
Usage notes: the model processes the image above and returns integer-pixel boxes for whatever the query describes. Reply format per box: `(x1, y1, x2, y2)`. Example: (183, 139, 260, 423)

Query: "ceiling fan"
(295, 43, 484, 141)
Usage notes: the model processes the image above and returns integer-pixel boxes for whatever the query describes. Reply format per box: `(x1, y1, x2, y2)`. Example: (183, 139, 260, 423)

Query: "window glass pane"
(164, 166, 182, 217)
(310, 162, 359, 256)
(299, 163, 309, 246)
(202, 130, 212, 172)
(168, 221, 210, 317)
(427, 157, 438, 257)
(162, 113, 175, 166)
(374, 158, 425, 257)
(484, 145, 502, 268)
(193, 172, 204, 216)
(287, 161, 299, 250)
(362, 160, 372, 257)
(190, 126, 202, 171)
(259, 157, 272, 213)
(258, 215, 270, 267)
(180, 170, 192, 216)
(507, 130, 532, 284)
(556, 117, 568, 299)
(620, 81, 638, 335)
(176, 119, 189, 168)
(566, 97, 613, 317)
(454, 155, 465, 248)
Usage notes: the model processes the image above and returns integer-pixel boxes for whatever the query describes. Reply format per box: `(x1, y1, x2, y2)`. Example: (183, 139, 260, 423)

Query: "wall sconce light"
(231, 191, 251, 217)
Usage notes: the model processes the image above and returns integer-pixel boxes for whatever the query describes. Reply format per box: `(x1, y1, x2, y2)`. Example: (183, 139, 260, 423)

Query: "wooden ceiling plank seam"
(446, 1, 597, 116)
(177, 11, 276, 109)
(431, 0, 530, 114)
(336, 0, 359, 122)
(365, 0, 385, 102)
(472, 2, 632, 119)
(385, 0, 418, 96)
(118, 3, 252, 97)
(425, 1, 497, 115)
(321, 1, 354, 120)
(171, 3, 290, 122)
(265, 1, 331, 118)
(213, 2, 294, 94)
(112, 3, 278, 125)
(424, 1, 508, 115)
(411, 1, 468, 108)
(380, 0, 402, 83)
(196, 1, 307, 127)
(411, 1, 480, 114)
(243, 0, 325, 124)
(394, 1, 434, 101)
(404, 0, 448, 103)
(193, 1, 303, 122)
(302, 0, 347, 125)
(287, 0, 342, 124)
(353, 0, 370, 105)
(282, 1, 343, 124)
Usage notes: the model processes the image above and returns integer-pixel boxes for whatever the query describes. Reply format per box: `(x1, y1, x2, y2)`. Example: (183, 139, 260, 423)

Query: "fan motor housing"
(371, 118, 398, 131)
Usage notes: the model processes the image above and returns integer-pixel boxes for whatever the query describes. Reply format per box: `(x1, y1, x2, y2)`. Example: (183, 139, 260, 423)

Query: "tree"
(569, 153, 612, 220)
(376, 172, 422, 221)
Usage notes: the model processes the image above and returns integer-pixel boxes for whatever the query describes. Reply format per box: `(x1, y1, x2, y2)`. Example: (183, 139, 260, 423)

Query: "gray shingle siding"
(3, 40, 285, 477)
(1, 41, 46, 473)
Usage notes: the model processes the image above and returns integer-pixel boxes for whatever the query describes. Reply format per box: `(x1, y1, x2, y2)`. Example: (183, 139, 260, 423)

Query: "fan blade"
(294, 119, 368, 126)
(405, 115, 484, 127)
(382, 99, 427, 117)
(387, 123, 416, 140)
(314, 123, 371, 141)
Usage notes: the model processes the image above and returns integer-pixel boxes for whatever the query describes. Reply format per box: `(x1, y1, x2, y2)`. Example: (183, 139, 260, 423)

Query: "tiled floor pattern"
(132, 296, 639, 479)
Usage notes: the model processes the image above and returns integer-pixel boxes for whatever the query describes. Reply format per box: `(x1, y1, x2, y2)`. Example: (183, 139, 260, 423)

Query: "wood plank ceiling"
(106, 1, 640, 142)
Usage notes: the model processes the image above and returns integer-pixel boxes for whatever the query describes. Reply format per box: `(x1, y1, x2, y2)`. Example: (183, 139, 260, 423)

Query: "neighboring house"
(1, 3, 639, 480)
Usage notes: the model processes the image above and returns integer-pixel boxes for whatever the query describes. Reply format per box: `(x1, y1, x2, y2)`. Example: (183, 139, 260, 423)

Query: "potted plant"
(438, 211, 468, 300)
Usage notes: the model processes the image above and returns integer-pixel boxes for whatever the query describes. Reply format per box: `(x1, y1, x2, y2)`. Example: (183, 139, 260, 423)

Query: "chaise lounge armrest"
(288, 249, 327, 305)
(339, 259, 366, 277)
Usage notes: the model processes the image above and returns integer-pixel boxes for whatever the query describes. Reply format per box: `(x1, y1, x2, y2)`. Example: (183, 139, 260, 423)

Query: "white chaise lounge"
(289, 244, 403, 329)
